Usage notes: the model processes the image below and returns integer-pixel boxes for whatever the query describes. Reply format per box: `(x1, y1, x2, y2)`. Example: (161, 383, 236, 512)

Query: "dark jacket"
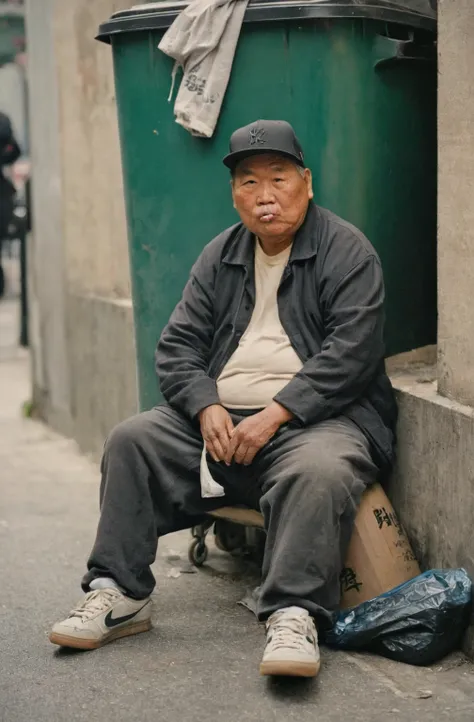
(156, 202, 398, 473)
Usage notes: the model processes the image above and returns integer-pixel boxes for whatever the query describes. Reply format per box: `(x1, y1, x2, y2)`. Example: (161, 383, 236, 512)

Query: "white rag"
(158, 0, 249, 138)
(200, 445, 226, 498)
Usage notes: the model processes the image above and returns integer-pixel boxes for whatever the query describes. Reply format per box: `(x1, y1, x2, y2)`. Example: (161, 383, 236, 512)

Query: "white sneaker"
(260, 607, 320, 677)
(49, 588, 152, 650)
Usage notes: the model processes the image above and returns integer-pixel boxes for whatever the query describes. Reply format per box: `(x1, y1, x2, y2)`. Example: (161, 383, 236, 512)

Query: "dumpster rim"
(96, 1, 436, 43)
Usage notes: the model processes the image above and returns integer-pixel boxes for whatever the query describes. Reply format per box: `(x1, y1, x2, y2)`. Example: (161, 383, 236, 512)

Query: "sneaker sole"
(49, 619, 152, 650)
(260, 659, 321, 678)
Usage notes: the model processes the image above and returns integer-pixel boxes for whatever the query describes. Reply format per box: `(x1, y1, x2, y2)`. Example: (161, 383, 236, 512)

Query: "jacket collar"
(222, 201, 320, 267)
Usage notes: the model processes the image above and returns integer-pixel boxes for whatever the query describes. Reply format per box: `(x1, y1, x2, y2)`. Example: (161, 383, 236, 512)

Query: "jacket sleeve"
(155, 246, 221, 419)
(274, 254, 385, 425)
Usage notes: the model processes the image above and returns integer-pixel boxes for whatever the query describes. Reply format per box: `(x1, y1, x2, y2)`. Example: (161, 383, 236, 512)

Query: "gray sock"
(89, 577, 122, 593)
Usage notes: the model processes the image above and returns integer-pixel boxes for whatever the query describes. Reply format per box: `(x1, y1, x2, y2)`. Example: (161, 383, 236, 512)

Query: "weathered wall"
(438, 0, 474, 406)
(389, 369, 474, 658)
(26, 0, 138, 457)
(54, 0, 132, 300)
(54, 0, 138, 455)
(26, 0, 72, 436)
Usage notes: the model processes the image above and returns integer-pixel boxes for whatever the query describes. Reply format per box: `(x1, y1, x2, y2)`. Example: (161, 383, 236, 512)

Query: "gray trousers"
(82, 405, 378, 621)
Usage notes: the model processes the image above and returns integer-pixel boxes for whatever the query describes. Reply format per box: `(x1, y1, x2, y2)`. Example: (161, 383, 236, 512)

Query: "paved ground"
(2, 258, 474, 722)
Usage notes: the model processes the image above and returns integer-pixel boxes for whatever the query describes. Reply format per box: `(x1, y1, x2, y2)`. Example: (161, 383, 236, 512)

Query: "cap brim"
(223, 147, 305, 170)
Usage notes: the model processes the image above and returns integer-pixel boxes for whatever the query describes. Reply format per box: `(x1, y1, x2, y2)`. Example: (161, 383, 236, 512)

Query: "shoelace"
(68, 588, 122, 621)
(266, 612, 314, 651)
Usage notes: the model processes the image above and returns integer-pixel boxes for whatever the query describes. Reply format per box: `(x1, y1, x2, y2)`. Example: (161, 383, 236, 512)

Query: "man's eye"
(274, 177, 284, 183)
(244, 180, 256, 186)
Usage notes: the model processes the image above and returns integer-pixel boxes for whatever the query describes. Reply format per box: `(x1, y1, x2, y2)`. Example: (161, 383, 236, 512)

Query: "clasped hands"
(198, 402, 293, 467)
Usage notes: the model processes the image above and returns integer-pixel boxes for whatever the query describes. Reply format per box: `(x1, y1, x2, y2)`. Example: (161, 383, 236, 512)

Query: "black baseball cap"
(223, 120, 305, 171)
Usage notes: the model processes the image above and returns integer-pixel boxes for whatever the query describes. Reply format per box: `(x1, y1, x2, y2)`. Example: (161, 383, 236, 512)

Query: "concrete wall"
(54, 0, 138, 455)
(26, 0, 72, 436)
(388, 368, 474, 657)
(390, 369, 474, 575)
(438, 0, 474, 407)
(26, 0, 138, 457)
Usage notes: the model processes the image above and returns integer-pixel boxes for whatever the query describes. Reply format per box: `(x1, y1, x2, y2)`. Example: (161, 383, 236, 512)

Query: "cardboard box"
(340, 483, 420, 609)
(210, 483, 420, 611)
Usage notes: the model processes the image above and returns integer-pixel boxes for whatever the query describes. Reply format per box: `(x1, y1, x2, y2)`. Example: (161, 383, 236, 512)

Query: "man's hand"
(226, 402, 294, 466)
(198, 404, 234, 463)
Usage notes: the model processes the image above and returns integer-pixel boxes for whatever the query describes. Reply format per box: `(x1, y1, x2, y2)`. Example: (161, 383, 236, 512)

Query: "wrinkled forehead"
(233, 153, 298, 177)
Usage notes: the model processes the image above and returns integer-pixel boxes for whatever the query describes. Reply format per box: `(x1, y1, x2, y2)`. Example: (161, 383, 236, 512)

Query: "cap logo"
(249, 127, 266, 146)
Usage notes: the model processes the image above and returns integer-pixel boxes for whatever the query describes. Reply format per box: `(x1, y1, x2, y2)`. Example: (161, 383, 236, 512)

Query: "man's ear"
(230, 178, 237, 209)
(305, 168, 314, 200)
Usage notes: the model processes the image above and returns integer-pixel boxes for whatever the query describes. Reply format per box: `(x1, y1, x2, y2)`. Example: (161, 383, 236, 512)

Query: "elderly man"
(51, 120, 397, 678)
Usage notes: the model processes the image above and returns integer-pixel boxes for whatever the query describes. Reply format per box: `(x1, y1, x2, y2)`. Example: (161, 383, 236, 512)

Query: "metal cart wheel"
(188, 538, 208, 567)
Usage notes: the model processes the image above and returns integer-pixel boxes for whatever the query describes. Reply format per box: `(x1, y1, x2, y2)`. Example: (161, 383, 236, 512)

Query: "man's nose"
(257, 182, 276, 204)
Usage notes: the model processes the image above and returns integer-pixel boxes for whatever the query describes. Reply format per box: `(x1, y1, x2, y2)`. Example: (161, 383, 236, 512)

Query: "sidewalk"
(1, 275, 474, 722)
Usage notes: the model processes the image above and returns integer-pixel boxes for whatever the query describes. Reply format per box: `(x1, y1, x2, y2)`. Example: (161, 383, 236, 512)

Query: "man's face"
(231, 154, 313, 243)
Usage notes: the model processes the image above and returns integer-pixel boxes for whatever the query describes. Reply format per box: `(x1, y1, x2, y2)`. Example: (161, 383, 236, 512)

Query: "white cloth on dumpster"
(200, 445, 226, 498)
(158, 0, 249, 138)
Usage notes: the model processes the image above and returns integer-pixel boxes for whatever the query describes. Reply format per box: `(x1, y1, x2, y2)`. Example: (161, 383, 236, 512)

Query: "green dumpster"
(98, 0, 437, 412)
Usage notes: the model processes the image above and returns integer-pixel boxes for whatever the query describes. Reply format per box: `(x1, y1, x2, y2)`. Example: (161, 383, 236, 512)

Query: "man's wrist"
(266, 401, 294, 427)
(198, 403, 224, 421)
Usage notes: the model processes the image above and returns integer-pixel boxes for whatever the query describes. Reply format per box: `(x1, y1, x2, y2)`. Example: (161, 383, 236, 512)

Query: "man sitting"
(51, 120, 397, 678)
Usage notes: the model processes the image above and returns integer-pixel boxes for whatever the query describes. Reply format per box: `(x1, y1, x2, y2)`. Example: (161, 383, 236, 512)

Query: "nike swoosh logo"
(104, 603, 148, 629)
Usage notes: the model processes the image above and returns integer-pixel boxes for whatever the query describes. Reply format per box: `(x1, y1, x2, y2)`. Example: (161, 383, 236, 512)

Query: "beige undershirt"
(217, 238, 303, 409)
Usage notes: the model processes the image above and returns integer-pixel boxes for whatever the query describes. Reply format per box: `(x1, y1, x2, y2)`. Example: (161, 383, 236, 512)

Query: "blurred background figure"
(0, 110, 21, 297)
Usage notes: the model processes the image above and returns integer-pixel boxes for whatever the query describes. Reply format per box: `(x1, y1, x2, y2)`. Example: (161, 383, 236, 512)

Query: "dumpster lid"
(97, 1, 437, 42)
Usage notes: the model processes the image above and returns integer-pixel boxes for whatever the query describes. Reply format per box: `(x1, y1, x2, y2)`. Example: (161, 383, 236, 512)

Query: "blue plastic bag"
(324, 569, 472, 665)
